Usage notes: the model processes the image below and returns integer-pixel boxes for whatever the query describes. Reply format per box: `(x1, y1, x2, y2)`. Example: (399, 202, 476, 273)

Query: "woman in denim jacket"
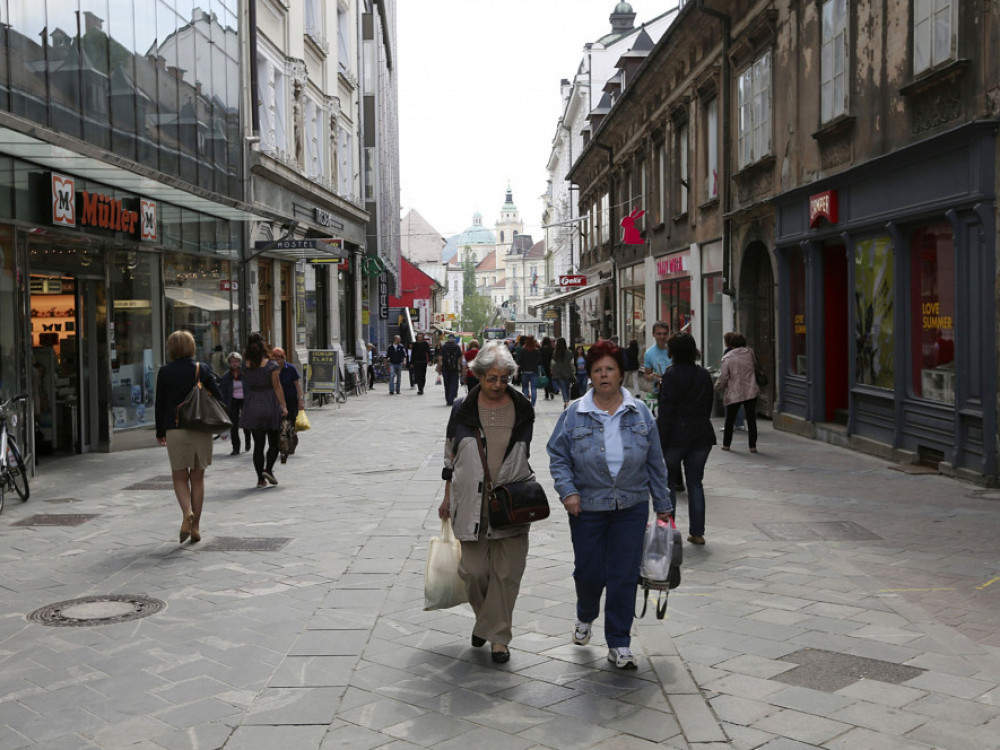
(546, 340, 672, 669)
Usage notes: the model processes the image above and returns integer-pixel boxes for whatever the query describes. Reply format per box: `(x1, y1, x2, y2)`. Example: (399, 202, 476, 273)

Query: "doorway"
(30, 273, 108, 454)
(738, 241, 775, 414)
(823, 247, 849, 422)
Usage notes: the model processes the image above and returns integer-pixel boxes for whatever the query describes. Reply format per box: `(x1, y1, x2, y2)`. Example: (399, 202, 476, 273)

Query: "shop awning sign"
(255, 238, 343, 251)
(49, 171, 157, 241)
(559, 275, 587, 287)
(809, 189, 838, 228)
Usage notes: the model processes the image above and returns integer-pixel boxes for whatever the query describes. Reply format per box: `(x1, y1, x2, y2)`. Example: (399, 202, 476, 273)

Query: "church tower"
(494, 184, 523, 265)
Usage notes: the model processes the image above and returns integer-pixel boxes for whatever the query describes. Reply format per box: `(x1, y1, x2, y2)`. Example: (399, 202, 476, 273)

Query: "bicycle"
(371, 356, 391, 386)
(0, 394, 30, 515)
(345, 362, 366, 396)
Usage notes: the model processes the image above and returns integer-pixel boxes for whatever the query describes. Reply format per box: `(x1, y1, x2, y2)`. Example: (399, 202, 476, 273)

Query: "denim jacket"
(546, 389, 671, 514)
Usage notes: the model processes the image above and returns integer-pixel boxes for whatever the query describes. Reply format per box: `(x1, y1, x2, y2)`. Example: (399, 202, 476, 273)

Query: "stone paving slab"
(1, 383, 999, 748)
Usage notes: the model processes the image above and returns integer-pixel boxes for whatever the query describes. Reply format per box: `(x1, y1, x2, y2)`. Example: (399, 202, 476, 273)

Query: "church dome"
(614, 1, 633, 12)
(457, 212, 496, 246)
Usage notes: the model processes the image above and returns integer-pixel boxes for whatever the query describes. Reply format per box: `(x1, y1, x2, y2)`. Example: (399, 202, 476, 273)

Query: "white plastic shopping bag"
(424, 518, 468, 611)
(640, 518, 676, 583)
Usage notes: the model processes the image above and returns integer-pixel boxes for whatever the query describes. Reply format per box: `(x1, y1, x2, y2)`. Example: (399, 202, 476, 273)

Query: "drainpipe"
(697, 0, 732, 295)
(561, 121, 578, 272)
(596, 141, 615, 339)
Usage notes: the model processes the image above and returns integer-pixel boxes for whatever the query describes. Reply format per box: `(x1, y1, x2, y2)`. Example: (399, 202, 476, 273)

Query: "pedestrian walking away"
(623, 339, 641, 396)
(386, 335, 408, 395)
(218, 351, 251, 455)
(209, 344, 227, 377)
(438, 342, 535, 664)
(155, 330, 225, 544)
(716, 332, 760, 452)
(547, 339, 672, 669)
(462, 339, 480, 393)
(272, 348, 304, 463)
(550, 336, 574, 408)
(657, 332, 716, 545)
(239, 332, 288, 488)
(721, 331, 746, 431)
(516, 335, 541, 406)
(437, 334, 464, 405)
(573, 344, 589, 397)
(539, 336, 555, 400)
(410, 332, 432, 395)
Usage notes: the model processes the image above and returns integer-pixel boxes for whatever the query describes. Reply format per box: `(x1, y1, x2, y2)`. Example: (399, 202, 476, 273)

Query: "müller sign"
(50, 172, 158, 241)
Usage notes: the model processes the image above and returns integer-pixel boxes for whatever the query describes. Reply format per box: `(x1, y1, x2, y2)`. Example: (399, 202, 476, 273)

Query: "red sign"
(559, 275, 587, 287)
(809, 189, 838, 228)
(220, 280, 239, 292)
(656, 254, 688, 277)
(80, 191, 139, 234)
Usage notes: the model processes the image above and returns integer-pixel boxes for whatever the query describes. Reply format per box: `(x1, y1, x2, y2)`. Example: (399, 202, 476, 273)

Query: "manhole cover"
(775, 648, 924, 692)
(27, 594, 166, 627)
(755, 521, 882, 542)
(201, 536, 292, 551)
(12, 514, 99, 527)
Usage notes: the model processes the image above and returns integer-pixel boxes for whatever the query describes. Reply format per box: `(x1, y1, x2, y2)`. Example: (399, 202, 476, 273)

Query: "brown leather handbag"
(473, 430, 549, 528)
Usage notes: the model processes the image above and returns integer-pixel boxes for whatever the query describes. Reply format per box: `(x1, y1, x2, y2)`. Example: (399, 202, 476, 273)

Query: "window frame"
(676, 121, 689, 217)
(820, 0, 849, 123)
(913, 0, 958, 75)
(737, 50, 773, 170)
(704, 97, 719, 201)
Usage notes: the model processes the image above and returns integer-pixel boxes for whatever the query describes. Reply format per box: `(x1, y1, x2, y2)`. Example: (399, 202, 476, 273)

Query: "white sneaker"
(608, 646, 637, 669)
(572, 621, 592, 646)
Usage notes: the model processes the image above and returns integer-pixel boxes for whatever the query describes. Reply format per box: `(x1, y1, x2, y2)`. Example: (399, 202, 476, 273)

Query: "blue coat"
(547, 392, 671, 514)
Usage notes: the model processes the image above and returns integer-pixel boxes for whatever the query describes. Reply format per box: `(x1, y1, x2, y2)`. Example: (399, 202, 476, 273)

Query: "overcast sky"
(396, 1, 671, 246)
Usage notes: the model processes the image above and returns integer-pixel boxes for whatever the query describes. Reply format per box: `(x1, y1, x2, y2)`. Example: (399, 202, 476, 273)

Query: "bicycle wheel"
(7, 439, 28, 501)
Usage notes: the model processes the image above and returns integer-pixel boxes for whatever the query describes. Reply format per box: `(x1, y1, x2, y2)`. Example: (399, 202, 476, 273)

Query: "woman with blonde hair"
(155, 330, 224, 543)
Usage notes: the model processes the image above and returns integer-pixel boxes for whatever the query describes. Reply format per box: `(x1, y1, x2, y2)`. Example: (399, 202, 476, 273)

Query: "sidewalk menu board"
(306, 349, 338, 393)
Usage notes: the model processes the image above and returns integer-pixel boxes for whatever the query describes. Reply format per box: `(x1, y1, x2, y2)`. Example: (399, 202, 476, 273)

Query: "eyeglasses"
(484, 375, 511, 384)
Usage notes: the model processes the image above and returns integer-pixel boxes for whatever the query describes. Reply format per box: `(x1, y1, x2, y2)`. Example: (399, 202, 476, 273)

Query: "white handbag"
(424, 518, 468, 611)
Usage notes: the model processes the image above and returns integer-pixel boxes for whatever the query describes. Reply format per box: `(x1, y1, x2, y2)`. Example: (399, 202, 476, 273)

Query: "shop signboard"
(47, 172, 157, 241)
(306, 349, 338, 393)
(559, 275, 587, 287)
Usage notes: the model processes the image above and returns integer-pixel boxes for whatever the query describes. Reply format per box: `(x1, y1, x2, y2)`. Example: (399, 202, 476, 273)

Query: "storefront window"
(658, 277, 692, 336)
(910, 223, 955, 403)
(854, 235, 894, 388)
(110, 251, 159, 430)
(164, 253, 237, 359)
(789, 248, 807, 375)
(703, 274, 723, 368)
(620, 264, 645, 351)
(0, 226, 25, 408)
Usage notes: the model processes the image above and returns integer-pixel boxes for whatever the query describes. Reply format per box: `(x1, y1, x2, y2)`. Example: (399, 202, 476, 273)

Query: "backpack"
(443, 345, 462, 373)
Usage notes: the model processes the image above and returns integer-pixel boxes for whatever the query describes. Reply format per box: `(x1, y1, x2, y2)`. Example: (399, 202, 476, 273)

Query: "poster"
(306, 349, 338, 393)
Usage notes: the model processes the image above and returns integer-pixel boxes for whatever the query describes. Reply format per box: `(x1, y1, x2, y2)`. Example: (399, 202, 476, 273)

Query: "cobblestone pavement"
(1, 378, 998, 749)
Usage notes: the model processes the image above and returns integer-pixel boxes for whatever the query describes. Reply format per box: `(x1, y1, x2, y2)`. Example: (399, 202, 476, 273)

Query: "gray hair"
(227, 351, 243, 361)
(471, 342, 518, 378)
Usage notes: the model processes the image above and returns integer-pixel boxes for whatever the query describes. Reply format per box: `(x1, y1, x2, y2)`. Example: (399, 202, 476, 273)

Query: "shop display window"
(854, 235, 894, 388)
(0, 226, 26, 413)
(910, 223, 955, 403)
(703, 274, 723, 369)
(788, 248, 807, 375)
(110, 251, 158, 430)
(658, 277, 692, 336)
(164, 253, 237, 361)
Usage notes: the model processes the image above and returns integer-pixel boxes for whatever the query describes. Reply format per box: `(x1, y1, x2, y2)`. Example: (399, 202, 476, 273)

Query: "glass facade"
(910, 223, 955, 403)
(658, 277, 692, 336)
(163, 251, 238, 360)
(0, 1, 241, 197)
(854, 235, 894, 389)
(110, 250, 158, 430)
(620, 264, 645, 352)
(703, 274, 723, 368)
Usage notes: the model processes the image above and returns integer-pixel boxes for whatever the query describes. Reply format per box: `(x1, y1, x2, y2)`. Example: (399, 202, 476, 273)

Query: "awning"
(164, 287, 233, 312)
(536, 278, 612, 308)
(0, 122, 279, 223)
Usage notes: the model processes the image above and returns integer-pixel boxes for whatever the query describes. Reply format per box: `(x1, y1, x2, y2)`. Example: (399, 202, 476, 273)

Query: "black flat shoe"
(471, 635, 486, 648)
(491, 648, 510, 664)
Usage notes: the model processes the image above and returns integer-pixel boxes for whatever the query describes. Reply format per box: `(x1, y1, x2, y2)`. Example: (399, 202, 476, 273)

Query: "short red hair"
(584, 339, 624, 376)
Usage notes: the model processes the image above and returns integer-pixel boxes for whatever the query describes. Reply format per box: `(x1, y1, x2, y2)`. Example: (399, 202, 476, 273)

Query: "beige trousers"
(459, 533, 529, 646)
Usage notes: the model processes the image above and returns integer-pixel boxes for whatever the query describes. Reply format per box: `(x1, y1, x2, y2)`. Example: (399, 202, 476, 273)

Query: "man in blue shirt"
(643, 321, 672, 387)
(386, 335, 408, 395)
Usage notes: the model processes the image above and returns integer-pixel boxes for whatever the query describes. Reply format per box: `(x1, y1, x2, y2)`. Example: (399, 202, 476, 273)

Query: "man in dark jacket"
(437, 335, 464, 405)
(386, 335, 408, 395)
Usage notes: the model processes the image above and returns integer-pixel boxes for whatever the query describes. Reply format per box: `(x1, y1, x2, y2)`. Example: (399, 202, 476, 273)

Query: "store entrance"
(30, 273, 109, 455)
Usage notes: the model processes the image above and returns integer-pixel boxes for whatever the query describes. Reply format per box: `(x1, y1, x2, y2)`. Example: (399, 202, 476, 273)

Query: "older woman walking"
(547, 339, 671, 669)
(155, 330, 224, 543)
(437, 342, 536, 664)
(240, 332, 288, 488)
(716, 332, 760, 452)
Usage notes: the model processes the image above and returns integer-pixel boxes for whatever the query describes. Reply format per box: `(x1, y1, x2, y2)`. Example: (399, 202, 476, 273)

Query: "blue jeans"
(553, 378, 572, 403)
(662, 445, 712, 536)
(575, 373, 588, 397)
(442, 370, 459, 405)
(389, 363, 402, 394)
(520, 372, 537, 406)
(568, 502, 648, 648)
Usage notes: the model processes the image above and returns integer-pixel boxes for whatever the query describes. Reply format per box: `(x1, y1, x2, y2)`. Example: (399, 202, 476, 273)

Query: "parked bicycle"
(0, 394, 29, 515)
(371, 356, 391, 386)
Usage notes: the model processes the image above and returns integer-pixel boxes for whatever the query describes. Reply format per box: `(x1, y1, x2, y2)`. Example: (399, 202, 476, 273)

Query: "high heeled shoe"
(179, 513, 195, 543)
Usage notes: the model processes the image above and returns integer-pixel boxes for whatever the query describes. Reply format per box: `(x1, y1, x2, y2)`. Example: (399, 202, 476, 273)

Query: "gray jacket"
(442, 386, 536, 541)
(717, 347, 761, 405)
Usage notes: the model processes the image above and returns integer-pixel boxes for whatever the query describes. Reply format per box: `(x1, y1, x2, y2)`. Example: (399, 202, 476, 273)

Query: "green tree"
(462, 293, 496, 337)
(462, 249, 478, 298)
